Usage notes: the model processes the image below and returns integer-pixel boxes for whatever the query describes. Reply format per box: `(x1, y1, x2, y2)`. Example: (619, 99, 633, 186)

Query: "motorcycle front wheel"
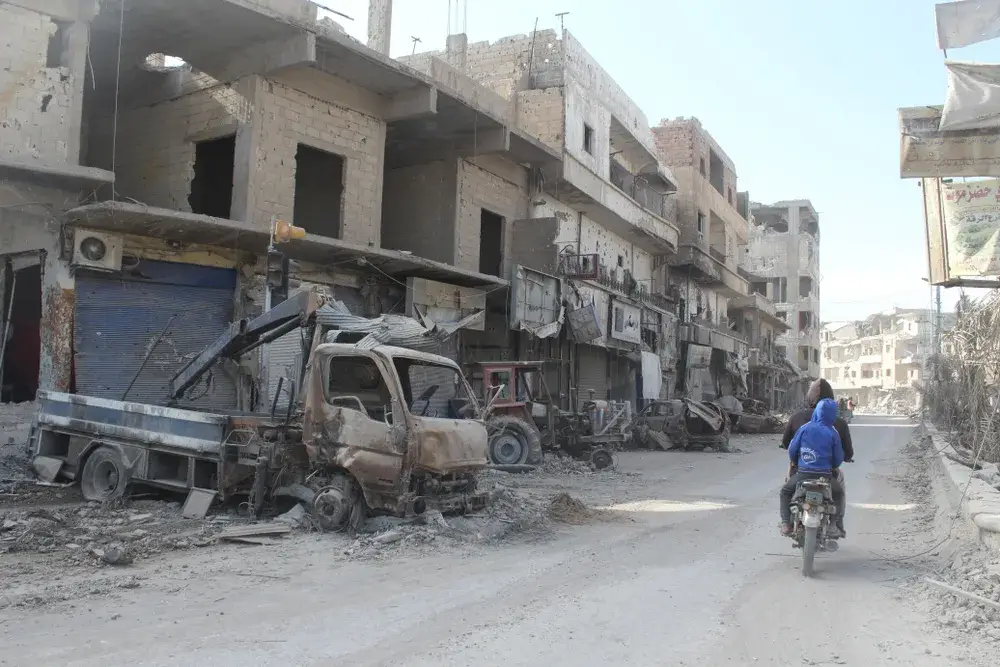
(802, 526, 818, 577)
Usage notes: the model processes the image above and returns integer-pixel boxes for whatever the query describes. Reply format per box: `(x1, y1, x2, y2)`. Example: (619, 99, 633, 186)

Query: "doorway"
(479, 208, 503, 277)
(293, 143, 345, 238)
(1, 260, 42, 403)
(189, 135, 236, 218)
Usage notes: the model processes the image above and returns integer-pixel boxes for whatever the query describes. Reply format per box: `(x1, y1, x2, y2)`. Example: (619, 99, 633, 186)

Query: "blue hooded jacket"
(788, 398, 844, 474)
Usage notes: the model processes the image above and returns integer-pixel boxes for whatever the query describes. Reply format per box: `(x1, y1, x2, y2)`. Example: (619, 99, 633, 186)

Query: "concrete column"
(231, 77, 265, 226)
(446, 33, 468, 71)
(367, 0, 392, 56)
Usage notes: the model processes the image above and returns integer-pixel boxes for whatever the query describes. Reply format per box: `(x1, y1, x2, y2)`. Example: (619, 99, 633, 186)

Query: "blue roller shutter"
(74, 260, 238, 412)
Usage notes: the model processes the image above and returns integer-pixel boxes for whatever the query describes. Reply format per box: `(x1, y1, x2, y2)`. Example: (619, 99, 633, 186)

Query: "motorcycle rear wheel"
(802, 526, 818, 577)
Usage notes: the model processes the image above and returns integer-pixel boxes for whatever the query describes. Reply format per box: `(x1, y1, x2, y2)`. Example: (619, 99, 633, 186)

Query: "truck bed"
(34, 390, 231, 455)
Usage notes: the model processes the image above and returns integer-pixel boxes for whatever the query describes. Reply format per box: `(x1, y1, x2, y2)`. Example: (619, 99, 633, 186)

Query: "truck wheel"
(488, 416, 542, 465)
(312, 474, 358, 532)
(80, 447, 128, 502)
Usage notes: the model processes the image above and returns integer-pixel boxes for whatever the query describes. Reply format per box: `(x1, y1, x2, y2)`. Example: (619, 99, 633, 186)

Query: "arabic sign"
(940, 179, 1000, 278)
(900, 106, 1000, 178)
(610, 299, 641, 345)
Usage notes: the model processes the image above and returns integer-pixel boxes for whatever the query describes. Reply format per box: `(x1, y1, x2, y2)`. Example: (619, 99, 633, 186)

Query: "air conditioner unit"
(72, 229, 123, 271)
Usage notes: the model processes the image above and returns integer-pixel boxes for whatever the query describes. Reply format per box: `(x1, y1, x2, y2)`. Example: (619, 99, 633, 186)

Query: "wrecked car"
(630, 399, 731, 452)
(28, 292, 489, 531)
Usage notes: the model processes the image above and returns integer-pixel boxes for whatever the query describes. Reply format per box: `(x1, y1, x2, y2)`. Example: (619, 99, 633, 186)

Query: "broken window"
(479, 209, 503, 277)
(771, 278, 787, 302)
(886, 368, 892, 377)
(393, 358, 475, 420)
(1, 259, 42, 403)
(697, 211, 706, 235)
(46, 20, 70, 68)
(583, 123, 594, 155)
(293, 144, 345, 239)
(699, 157, 706, 177)
(189, 135, 235, 218)
(799, 276, 813, 298)
(728, 187, 733, 205)
(326, 356, 391, 420)
(751, 281, 766, 296)
(812, 348, 819, 363)
(708, 150, 724, 195)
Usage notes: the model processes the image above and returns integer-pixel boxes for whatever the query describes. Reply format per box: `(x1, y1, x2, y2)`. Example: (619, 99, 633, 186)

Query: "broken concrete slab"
(274, 503, 308, 528)
(181, 488, 216, 520)
(219, 524, 292, 541)
(31, 456, 63, 483)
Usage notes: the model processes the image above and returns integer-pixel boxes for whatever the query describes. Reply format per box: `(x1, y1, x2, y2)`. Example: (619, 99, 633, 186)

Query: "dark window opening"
(583, 124, 594, 154)
(189, 135, 235, 218)
(46, 20, 70, 68)
(697, 211, 706, 234)
(751, 281, 766, 296)
(1, 262, 42, 403)
(699, 157, 706, 177)
(293, 143, 344, 238)
(326, 356, 391, 421)
(771, 277, 787, 302)
(708, 150, 724, 195)
(479, 209, 503, 277)
(798, 311, 813, 331)
(727, 187, 733, 205)
(812, 348, 819, 363)
(799, 276, 813, 298)
(617, 255, 624, 268)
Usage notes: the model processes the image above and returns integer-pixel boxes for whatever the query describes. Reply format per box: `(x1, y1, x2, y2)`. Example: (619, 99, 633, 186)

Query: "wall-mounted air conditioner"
(72, 229, 123, 271)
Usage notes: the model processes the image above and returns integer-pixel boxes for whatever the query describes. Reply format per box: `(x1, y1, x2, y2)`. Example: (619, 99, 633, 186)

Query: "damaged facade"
(747, 200, 822, 400)
(821, 308, 955, 409)
(0, 0, 549, 418)
(402, 29, 681, 409)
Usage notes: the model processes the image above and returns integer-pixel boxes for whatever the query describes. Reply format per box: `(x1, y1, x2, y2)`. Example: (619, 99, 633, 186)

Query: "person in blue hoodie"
(780, 397, 846, 538)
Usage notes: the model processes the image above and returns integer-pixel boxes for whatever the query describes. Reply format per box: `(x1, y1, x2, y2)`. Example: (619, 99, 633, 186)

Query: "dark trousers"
(780, 471, 845, 525)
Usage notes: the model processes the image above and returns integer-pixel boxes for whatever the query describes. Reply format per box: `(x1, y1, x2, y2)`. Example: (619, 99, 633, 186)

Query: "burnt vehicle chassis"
(630, 399, 731, 452)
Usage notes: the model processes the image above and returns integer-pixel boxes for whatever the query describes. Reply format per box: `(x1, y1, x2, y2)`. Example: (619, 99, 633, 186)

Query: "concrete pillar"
(367, 0, 392, 56)
(446, 33, 468, 71)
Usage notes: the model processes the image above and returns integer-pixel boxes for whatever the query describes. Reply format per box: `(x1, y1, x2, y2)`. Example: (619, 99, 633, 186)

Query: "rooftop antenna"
(410, 36, 422, 55)
(555, 11, 569, 33)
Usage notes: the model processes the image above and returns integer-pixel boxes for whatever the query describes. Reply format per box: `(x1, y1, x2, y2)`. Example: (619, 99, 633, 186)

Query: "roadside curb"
(926, 421, 1000, 552)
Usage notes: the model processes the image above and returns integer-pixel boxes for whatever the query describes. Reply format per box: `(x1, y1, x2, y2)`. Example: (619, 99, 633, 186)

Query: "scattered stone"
(373, 529, 404, 545)
(419, 510, 449, 529)
(31, 456, 63, 483)
(99, 543, 134, 566)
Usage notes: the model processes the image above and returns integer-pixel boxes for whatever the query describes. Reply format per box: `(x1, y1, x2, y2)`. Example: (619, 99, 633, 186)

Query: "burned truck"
(630, 399, 731, 452)
(28, 292, 489, 530)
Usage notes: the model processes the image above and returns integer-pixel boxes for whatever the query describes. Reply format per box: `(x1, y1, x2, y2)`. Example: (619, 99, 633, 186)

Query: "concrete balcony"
(669, 242, 748, 297)
(696, 172, 749, 245)
(679, 320, 748, 355)
(558, 153, 680, 255)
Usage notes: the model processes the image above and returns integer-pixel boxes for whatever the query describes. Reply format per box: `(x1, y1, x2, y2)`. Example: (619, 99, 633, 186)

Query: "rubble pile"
(859, 391, 918, 416)
(0, 401, 35, 483)
(920, 544, 1000, 641)
(0, 499, 238, 563)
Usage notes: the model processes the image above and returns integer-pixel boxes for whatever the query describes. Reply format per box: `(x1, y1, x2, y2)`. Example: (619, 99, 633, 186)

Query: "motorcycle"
(787, 461, 851, 577)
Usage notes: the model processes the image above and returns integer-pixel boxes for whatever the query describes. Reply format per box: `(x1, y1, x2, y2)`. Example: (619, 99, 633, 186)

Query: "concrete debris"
(548, 493, 605, 525)
(274, 503, 309, 528)
(0, 401, 35, 483)
(97, 542, 133, 566)
(31, 456, 62, 483)
(180, 488, 216, 520)
(218, 523, 292, 541)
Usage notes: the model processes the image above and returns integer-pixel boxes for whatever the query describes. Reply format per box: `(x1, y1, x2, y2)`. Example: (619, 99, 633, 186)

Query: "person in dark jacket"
(780, 398, 846, 537)
(780, 378, 853, 536)
(782, 379, 853, 461)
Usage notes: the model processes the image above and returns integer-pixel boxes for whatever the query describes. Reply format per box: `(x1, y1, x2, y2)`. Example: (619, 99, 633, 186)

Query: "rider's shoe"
(836, 519, 847, 539)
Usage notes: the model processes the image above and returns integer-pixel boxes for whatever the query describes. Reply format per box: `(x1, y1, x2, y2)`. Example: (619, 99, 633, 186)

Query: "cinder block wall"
(255, 80, 385, 246)
(0, 5, 79, 162)
(516, 88, 564, 152)
(456, 156, 528, 274)
(112, 75, 253, 211)
(382, 161, 454, 263)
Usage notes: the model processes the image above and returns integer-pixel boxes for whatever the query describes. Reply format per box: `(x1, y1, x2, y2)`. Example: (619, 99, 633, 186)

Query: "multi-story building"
(728, 293, 794, 409)
(0, 0, 556, 420)
(820, 308, 954, 407)
(402, 29, 682, 407)
(747, 200, 822, 380)
(651, 117, 758, 401)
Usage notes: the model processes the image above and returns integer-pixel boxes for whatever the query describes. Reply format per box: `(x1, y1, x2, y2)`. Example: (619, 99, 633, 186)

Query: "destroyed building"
(402, 29, 681, 407)
(0, 0, 561, 424)
(821, 308, 955, 409)
(746, 200, 821, 403)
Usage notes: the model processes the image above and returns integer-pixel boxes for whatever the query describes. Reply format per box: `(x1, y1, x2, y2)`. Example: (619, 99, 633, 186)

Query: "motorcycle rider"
(780, 397, 846, 538)
(781, 378, 853, 536)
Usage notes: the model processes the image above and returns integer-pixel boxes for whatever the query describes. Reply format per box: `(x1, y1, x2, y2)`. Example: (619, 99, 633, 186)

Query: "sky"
(324, 0, 996, 322)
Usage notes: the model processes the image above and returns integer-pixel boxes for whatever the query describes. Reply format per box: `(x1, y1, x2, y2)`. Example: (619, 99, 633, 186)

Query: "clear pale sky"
(328, 0, 994, 321)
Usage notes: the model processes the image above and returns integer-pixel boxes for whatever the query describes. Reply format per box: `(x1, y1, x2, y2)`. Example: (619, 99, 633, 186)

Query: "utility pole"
(555, 11, 569, 34)
(934, 285, 943, 383)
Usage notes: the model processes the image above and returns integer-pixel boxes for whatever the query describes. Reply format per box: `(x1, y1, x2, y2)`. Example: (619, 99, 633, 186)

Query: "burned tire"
(80, 446, 128, 502)
(591, 448, 614, 470)
(312, 474, 365, 533)
(488, 416, 542, 465)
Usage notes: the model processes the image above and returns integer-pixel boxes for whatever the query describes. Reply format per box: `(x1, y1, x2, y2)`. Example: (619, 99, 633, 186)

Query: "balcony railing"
(609, 159, 668, 219)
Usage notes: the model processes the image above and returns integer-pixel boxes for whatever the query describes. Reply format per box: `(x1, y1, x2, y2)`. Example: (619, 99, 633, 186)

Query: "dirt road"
(2, 415, 997, 666)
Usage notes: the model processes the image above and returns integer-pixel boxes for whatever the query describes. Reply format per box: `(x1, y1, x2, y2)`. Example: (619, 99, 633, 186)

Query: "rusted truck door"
(303, 348, 407, 498)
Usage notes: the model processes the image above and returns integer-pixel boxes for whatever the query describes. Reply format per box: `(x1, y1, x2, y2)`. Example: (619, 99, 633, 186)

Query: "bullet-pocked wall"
(0, 3, 90, 164)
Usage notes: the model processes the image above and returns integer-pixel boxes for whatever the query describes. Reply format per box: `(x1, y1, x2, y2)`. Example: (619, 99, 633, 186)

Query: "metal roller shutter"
(576, 345, 608, 407)
(74, 260, 238, 412)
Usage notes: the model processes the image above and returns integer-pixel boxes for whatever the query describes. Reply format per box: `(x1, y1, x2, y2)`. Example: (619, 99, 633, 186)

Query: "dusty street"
(1, 415, 997, 667)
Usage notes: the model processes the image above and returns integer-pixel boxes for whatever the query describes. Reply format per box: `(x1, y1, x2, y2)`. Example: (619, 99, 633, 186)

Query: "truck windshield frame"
(391, 357, 480, 421)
